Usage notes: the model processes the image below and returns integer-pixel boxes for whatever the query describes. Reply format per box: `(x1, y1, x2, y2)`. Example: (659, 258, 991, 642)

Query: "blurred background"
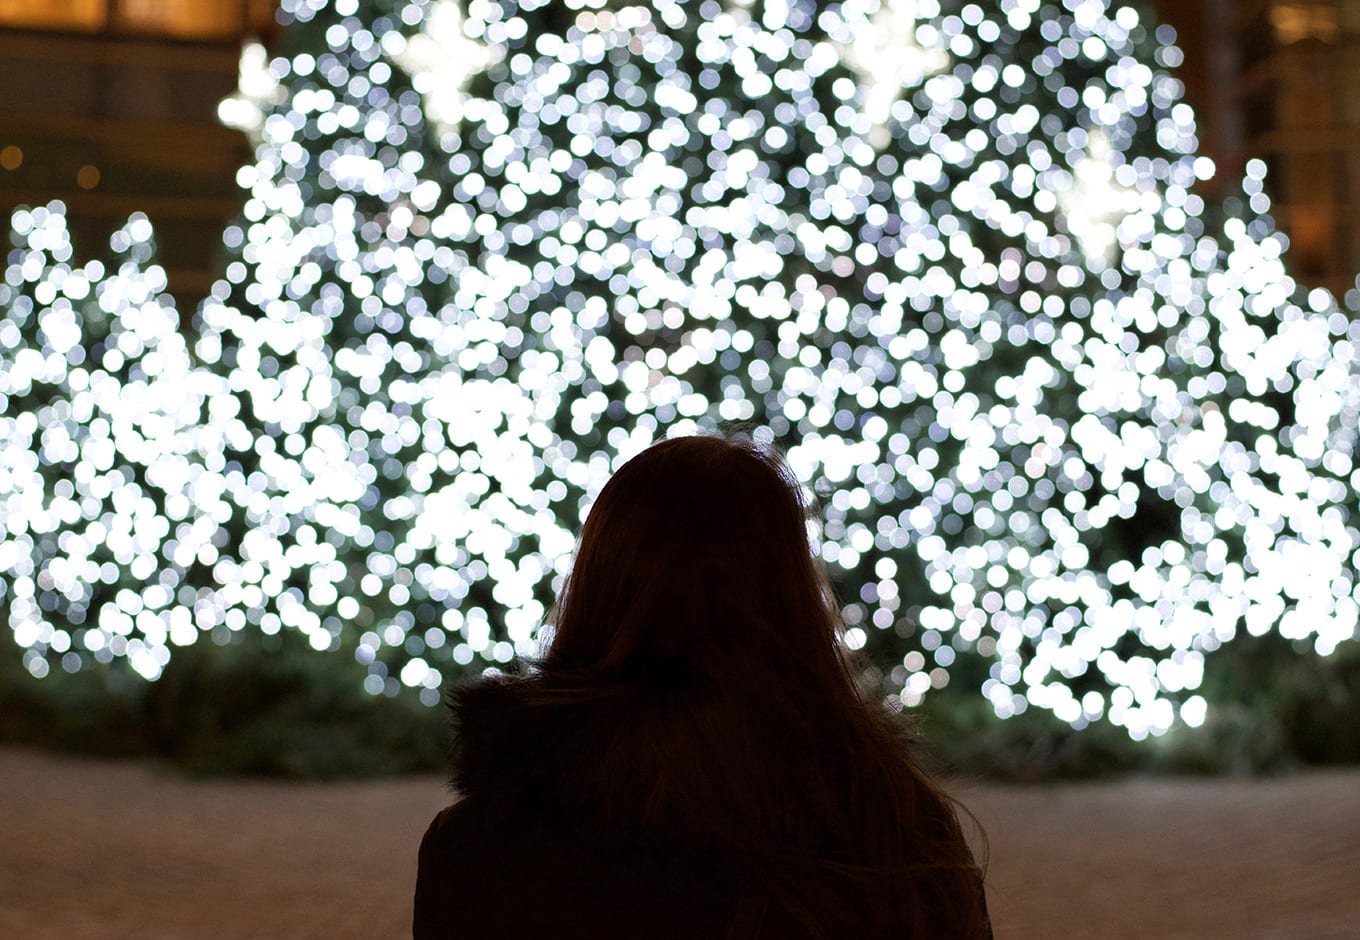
(0, 0, 278, 308)
(1, 0, 1358, 782)
(3, 1, 1357, 305)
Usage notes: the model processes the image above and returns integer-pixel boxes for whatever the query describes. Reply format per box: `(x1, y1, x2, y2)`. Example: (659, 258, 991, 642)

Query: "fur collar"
(447, 671, 783, 855)
(448, 675, 586, 805)
(448, 675, 673, 836)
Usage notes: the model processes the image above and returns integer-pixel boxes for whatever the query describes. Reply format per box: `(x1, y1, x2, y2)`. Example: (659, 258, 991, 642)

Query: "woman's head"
(542, 435, 847, 694)
(463, 433, 986, 936)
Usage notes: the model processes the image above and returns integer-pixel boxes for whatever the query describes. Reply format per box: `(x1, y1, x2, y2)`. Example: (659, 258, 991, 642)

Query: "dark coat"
(413, 679, 990, 939)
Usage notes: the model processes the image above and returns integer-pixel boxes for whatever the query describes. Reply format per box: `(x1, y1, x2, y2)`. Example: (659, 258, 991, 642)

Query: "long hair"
(495, 435, 987, 937)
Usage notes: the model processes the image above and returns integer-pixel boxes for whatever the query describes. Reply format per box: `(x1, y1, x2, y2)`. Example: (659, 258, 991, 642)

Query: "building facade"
(1, 0, 1357, 302)
(0, 0, 276, 309)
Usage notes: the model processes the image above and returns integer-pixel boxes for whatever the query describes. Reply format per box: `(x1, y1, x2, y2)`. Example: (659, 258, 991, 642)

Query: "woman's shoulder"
(415, 796, 546, 937)
(416, 798, 480, 885)
(421, 797, 476, 842)
(417, 795, 518, 871)
(419, 800, 459, 845)
(414, 795, 736, 939)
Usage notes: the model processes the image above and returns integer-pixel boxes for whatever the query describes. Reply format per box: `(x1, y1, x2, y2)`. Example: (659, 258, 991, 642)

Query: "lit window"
(0, 0, 106, 32)
(1271, 4, 1340, 44)
(0, 0, 275, 39)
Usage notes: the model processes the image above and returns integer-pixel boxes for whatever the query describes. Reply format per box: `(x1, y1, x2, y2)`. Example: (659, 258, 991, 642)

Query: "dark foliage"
(6, 625, 1357, 780)
(1, 633, 446, 779)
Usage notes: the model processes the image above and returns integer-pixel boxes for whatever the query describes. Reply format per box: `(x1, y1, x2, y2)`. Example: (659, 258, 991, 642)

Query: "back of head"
(459, 435, 988, 938)
(545, 435, 843, 697)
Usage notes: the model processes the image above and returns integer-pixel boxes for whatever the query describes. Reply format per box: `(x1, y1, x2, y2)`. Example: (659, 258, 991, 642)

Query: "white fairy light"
(217, 40, 284, 140)
(5, 0, 1357, 733)
(837, 0, 951, 147)
(388, 0, 496, 138)
(1058, 129, 1139, 266)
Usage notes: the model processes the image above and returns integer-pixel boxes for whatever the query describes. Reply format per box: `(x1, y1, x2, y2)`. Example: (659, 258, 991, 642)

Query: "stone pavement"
(2, 746, 1357, 938)
(957, 774, 1360, 938)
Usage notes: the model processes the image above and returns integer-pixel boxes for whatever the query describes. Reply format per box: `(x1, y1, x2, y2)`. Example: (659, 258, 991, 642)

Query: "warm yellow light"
(76, 164, 101, 189)
(0, 0, 274, 38)
(116, 0, 250, 40)
(1271, 4, 1340, 44)
(0, 0, 106, 32)
(0, 145, 22, 170)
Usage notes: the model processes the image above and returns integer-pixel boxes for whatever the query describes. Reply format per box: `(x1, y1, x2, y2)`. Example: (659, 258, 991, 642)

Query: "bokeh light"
(3, 0, 1357, 735)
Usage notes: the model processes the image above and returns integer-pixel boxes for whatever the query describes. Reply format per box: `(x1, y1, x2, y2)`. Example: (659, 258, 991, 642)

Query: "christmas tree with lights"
(0, 209, 226, 684)
(5, 0, 1357, 744)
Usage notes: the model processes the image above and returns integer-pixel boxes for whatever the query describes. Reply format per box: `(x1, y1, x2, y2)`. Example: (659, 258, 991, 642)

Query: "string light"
(3, 0, 1357, 733)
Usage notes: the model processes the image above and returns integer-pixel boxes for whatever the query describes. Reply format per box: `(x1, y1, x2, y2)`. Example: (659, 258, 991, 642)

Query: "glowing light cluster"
(1, 209, 227, 682)
(3, 0, 1358, 733)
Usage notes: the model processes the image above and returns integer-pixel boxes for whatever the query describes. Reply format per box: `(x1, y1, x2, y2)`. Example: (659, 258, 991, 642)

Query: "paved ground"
(2, 746, 1357, 938)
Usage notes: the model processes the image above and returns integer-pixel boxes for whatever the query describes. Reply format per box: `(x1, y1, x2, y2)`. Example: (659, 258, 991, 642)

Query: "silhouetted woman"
(414, 435, 990, 938)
